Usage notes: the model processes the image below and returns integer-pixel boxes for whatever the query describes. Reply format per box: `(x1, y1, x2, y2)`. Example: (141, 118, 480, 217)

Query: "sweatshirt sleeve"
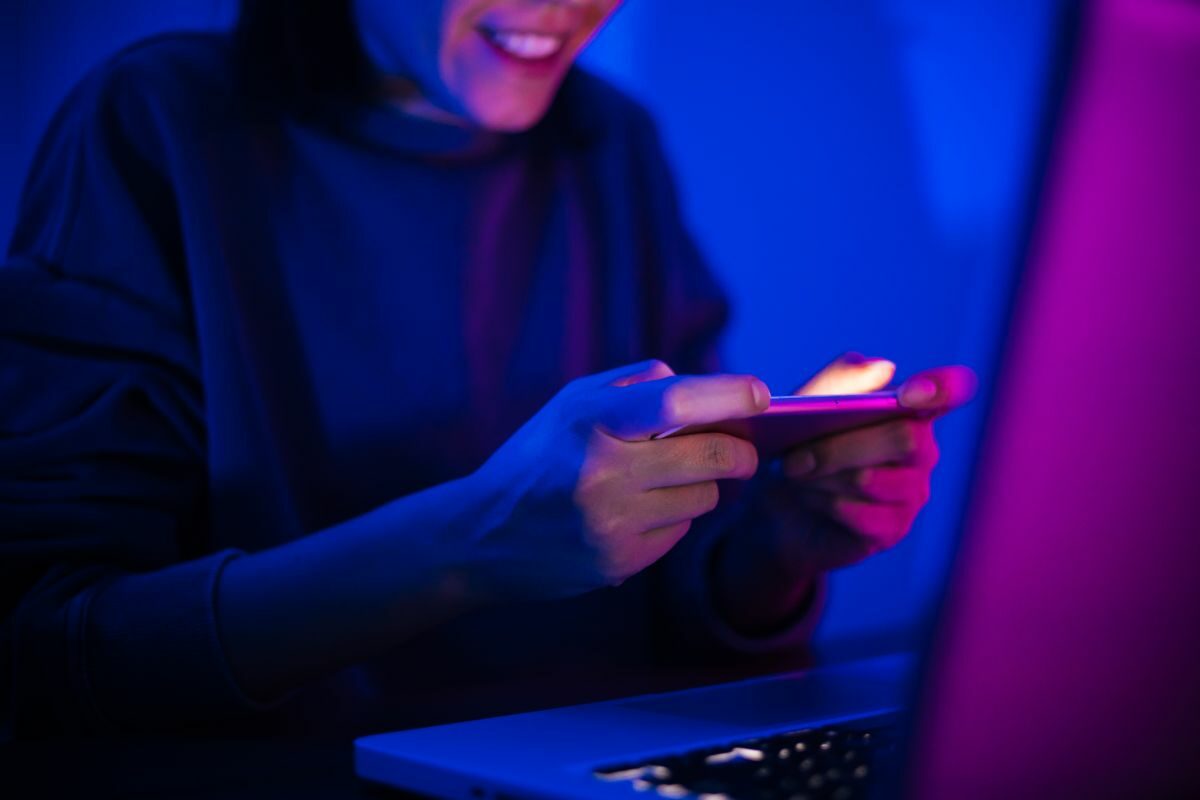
(0, 51, 260, 738)
(626, 107, 827, 657)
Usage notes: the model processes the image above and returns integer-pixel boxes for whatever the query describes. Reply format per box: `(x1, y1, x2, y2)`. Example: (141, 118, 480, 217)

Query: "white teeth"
(489, 30, 565, 60)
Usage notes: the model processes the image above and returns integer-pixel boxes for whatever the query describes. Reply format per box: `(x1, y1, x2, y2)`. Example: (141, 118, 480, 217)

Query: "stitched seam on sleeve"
(70, 576, 121, 733)
(205, 550, 277, 711)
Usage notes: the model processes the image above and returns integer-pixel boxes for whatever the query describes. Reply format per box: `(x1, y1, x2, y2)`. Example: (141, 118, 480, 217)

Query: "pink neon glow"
(910, 0, 1200, 797)
(758, 392, 900, 417)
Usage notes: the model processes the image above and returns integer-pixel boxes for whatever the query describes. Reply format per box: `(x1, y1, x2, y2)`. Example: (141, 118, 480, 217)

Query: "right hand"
(464, 360, 770, 601)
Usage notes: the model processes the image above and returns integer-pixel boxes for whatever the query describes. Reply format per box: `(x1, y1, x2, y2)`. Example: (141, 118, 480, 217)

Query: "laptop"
(356, 1, 1200, 797)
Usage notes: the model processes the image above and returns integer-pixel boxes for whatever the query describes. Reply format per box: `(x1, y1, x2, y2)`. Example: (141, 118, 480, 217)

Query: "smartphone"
(652, 391, 916, 459)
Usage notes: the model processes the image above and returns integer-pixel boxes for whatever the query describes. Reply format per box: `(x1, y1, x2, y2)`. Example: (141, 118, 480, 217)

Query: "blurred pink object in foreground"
(911, 0, 1200, 798)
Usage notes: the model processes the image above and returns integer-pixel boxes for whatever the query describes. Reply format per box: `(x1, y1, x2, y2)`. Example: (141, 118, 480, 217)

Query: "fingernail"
(789, 450, 817, 478)
(750, 379, 770, 411)
(901, 377, 939, 406)
(867, 359, 896, 374)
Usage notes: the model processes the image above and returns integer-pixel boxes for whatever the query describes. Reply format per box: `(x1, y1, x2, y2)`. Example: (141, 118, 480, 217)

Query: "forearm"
(215, 474, 489, 702)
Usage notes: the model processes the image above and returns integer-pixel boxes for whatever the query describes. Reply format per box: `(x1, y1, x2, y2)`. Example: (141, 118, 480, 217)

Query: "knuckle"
(573, 459, 610, 503)
(582, 505, 626, 545)
(701, 436, 736, 474)
(613, 359, 670, 388)
(602, 515, 633, 543)
(659, 383, 690, 428)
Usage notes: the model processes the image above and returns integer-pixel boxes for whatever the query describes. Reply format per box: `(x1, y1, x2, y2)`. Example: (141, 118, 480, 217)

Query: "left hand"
(778, 353, 977, 571)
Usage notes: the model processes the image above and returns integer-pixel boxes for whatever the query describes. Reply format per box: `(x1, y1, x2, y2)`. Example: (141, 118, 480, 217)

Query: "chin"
(466, 91, 557, 133)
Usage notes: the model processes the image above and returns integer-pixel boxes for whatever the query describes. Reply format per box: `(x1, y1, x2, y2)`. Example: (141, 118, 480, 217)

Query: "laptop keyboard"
(592, 719, 898, 800)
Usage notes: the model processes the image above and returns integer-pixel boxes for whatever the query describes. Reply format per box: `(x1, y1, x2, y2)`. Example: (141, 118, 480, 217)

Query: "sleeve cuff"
(661, 510, 827, 657)
(702, 568, 827, 655)
(80, 549, 274, 731)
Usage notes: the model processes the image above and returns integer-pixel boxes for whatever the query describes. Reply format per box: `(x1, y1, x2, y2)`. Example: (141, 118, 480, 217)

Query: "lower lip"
(478, 31, 568, 75)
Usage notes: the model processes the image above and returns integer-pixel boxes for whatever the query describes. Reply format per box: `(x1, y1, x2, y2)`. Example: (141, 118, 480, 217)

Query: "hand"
(466, 360, 770, 601)
(778, 353, 978, 571)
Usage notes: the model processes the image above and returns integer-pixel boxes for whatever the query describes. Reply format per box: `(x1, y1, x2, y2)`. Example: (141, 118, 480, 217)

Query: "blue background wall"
(1, 1, 1062, 655)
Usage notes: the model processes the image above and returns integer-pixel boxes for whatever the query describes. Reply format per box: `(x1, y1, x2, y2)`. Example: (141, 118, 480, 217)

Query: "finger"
(783, 418, 938, 480)
(898, 365, 978, 414)
(597, 373, 770, 441)
(634, 520, 693, 568)
(802, 466, 931, 505)
(640, 481, 722, 528)
(604, 520, 692, 586)
(802, 492, 916, 551)
(628, 433, 759, 488)
(795, 352, 896, 396)
(642, 520, 693, 545)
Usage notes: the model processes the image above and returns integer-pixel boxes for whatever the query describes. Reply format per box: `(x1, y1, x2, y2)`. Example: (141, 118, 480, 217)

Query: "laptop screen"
(908, 1, 1200, 796)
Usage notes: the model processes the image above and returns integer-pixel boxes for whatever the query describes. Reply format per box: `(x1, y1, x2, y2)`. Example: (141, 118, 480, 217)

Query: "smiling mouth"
(479, 27, 569, 63)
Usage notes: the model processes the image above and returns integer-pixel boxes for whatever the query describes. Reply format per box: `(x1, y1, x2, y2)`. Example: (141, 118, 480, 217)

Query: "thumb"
(609, 359, 676, 387)
(596, 373, 769, 441)
(795, 352, 896, 396)
(571, 359, 677, 391)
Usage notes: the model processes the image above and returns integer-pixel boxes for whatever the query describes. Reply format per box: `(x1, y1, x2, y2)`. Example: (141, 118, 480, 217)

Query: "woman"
(0, 0, 972, 738)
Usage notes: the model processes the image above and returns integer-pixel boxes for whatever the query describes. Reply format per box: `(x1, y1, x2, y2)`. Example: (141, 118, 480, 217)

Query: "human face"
(354, 0, 623, 132)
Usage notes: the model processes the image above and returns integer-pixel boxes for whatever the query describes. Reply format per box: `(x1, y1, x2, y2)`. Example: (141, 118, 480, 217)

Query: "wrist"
(438, 465, 544, 606)
(372, 471, 504, 612)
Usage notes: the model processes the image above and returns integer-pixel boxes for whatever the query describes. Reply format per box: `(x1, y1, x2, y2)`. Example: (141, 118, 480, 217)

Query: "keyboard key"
(592, 716, 896, 799)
